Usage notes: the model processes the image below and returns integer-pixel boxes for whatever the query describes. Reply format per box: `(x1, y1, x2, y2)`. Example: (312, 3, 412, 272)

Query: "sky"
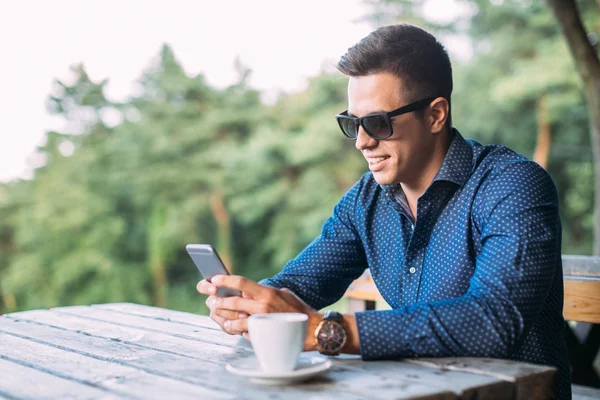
(0, 0, 470, 182)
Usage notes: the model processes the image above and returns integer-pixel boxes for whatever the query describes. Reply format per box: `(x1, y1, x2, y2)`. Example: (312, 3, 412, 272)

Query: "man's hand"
(196, 275, 320, 348)
(196, 278, 250, 334)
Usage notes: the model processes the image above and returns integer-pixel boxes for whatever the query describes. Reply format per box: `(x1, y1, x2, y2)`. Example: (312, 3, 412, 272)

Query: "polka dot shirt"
(261, 129, 571, 399)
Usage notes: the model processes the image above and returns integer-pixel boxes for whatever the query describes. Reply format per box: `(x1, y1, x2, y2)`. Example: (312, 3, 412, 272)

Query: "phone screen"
(186, 244, 242, 298)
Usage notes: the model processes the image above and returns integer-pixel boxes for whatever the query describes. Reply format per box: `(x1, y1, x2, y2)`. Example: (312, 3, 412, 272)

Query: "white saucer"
(226, 354, 332, 385)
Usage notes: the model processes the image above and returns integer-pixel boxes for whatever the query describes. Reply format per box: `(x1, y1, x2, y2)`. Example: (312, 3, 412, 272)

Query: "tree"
(546, 0, 600, 254)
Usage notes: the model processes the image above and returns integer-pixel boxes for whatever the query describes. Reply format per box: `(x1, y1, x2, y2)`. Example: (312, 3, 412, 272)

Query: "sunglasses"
(335, 97, 436, 140)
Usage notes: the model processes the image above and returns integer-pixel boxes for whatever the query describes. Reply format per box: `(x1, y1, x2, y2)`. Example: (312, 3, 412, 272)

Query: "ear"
(429, 97, 449, 134)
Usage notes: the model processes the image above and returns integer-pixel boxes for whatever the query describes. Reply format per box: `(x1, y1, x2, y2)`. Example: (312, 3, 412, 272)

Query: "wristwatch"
(314, 310, 347, 356)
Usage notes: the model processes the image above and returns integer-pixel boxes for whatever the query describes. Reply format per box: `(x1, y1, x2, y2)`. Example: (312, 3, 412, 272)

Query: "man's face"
(348, 73, 436, 186)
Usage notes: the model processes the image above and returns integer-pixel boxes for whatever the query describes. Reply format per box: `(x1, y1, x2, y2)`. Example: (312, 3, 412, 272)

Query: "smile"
(367, 156, 390, 172)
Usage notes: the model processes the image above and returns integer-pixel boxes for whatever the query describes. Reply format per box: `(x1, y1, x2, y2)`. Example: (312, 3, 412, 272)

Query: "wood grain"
(406, 357, 556, 400)
(331, 354, 513, 399)
(6, 309, 252, 363)
(562, 255, 600, 277)
(572, 383, 600, 400)
(92, 303, 221, 329)
(51, 305, 242, 347)
(0, 330, 231, 399)
(0, 357, 124, 400)
(564, 277, 600, 324)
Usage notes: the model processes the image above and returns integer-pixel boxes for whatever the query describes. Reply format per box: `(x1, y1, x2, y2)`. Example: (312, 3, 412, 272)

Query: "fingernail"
(224, 320, 231, 330)
(210, 298, 218, 308)
(239, 313, 248, 319)
(209, 287, 216, 295)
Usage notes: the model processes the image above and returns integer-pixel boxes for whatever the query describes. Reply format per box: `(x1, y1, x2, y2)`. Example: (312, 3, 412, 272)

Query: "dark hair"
(337, 24, 453, 127)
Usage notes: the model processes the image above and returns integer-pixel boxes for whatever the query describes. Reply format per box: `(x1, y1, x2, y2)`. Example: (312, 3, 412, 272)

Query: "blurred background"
(0, 0, 598, 316)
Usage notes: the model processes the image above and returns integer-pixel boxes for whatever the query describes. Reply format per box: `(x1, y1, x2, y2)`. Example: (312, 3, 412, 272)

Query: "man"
(197, 24, 570, 399)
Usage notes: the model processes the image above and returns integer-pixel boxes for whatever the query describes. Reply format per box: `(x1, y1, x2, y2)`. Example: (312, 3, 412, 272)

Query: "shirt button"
(409, 267, 416, 274)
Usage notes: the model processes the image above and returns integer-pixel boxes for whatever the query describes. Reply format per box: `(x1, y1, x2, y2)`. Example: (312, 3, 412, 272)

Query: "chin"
(371, 171, 398, 186)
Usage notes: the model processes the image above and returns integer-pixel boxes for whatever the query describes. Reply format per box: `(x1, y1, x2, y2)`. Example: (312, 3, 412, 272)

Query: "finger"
(209, 310, 229, 333)
(242, 332, 251, 341)
(197, 279, 217, 296)
(216, 296, 266, 315)
(224, 318, 248, 335)
(205, 295, 218, 311)
(211, 275, 271, 299)
(215, 309, 248, 320)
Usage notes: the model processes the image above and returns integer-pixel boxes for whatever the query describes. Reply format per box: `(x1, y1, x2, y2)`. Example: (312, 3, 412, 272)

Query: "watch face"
(317, 320, 346, 354)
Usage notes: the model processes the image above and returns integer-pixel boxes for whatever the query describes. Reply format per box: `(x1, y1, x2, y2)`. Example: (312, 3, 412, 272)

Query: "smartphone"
(186, 244, 242, 298)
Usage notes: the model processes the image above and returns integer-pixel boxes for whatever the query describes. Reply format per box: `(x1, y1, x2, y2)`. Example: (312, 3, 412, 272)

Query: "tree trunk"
(210, 190, 233, 273)
(2, 293, 16, 312)
(546, 0, 600, 255)
(148, 204, 168, 307)
(533, 96, 552, 169)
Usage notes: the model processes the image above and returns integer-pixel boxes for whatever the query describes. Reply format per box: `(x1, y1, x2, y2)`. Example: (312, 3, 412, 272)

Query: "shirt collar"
(432, 128, 473, 187)
(380, 128, 473, 204)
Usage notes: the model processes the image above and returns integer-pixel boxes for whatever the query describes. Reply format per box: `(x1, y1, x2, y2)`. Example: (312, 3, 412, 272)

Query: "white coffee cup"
(247, 313, 308, 373)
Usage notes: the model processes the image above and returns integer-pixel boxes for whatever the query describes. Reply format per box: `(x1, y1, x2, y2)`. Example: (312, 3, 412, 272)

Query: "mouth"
(366, 156, 390, 172)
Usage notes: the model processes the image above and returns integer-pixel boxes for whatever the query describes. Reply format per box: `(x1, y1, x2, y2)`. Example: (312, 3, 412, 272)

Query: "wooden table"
(0, 303, 557, 399)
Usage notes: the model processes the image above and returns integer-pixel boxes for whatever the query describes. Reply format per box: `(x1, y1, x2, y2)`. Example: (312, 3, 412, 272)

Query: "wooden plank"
(329, 353, 514, 399)
(33, 306, 242, 348)
(406, 357, 556, 400)
(564, 277, 600, 324)
(562, 255, 600, 277)
(572, 384, 600, 400)
(5, 309, 252, 364)
(348, 298, 376, 313)
(0, 331, 232, 400)
(345, 286, 382, 302)
(305, 367, 456, 400)
(91, 303, 219, 330)
(0, 357, 123, 400)
(344, 269, 382, 302)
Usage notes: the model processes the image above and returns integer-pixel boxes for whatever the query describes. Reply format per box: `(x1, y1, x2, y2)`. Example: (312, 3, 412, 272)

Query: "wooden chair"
(344, 255, 600, 397)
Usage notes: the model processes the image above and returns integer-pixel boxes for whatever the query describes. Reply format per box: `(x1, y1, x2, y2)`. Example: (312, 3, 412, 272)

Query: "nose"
(355, 126, 378, 151)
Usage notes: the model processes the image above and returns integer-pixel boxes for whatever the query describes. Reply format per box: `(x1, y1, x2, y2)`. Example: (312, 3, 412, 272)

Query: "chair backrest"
(562, 255, 600, 324)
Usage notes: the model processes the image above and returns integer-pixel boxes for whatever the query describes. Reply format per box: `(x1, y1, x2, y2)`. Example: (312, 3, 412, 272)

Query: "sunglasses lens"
(339, 117, 359, 138)
(363, 116, 391, 139)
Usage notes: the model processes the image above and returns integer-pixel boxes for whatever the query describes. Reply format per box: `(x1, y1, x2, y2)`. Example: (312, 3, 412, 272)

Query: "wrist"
(305, 312, 323, 351)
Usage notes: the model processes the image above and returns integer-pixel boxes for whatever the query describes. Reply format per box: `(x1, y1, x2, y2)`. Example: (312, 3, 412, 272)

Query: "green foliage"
(0, 46, 363, 314)
(0, 1, 597, 313)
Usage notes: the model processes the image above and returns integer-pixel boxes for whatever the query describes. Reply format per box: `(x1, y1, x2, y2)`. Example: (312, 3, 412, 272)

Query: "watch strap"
(323, 310, 343, 322)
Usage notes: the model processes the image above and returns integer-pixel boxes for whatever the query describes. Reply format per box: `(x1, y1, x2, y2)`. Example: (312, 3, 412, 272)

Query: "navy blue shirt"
(261, 130, 570, 399)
